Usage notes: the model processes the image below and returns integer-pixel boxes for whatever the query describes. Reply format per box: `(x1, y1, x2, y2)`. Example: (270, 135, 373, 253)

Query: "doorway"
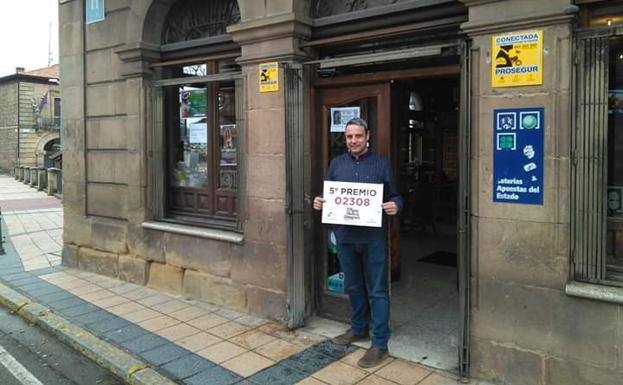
(312, 72, 464, 373)
(390, 77, 460, 371)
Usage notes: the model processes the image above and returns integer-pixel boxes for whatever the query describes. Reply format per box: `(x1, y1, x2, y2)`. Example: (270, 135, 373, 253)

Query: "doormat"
(419, 251, 457, 267)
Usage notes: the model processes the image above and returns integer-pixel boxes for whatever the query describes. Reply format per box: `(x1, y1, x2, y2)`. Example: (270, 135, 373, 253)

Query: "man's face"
(345, 124, 369, 157)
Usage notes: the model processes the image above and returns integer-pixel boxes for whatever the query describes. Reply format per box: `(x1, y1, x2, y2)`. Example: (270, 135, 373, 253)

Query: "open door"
(314, 82, 392, 320)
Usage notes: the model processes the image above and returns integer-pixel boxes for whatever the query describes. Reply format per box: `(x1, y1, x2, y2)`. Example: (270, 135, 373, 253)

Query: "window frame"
(572, 25, 623, 287)
(151, 63, 244, 232)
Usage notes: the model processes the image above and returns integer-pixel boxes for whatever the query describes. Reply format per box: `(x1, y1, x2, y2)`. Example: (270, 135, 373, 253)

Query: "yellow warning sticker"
(491, 30, 543, 88)
(259, 62, 279, 93)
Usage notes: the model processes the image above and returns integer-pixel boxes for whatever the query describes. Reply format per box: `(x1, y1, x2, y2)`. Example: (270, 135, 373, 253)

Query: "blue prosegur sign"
(86, 0, 105, 24)
(493, 107, 544, 205)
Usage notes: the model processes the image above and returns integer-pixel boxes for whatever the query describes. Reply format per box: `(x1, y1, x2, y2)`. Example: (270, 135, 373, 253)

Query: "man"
(313, 117, 402, 368)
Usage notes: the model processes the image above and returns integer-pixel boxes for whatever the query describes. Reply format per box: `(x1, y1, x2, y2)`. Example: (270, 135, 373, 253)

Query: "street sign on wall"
(493, 107, 544, 205)
(491, 30, 543, 87)
(86, 0, 105, 24)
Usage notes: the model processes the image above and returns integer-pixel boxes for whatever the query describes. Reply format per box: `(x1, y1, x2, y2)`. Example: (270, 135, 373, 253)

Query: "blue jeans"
(337, 240, 390, 348)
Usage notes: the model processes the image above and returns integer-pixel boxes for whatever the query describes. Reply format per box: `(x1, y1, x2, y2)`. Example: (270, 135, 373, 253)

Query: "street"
(0, 305, 123, 385)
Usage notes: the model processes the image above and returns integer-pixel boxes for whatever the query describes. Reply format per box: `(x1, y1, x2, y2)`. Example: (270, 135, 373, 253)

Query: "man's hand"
(382, 201, 399, 216)
(313, 196, 325, 211)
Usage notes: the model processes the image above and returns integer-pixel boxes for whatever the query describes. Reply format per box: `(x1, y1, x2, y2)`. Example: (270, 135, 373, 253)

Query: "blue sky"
(0, 0, 59, 77)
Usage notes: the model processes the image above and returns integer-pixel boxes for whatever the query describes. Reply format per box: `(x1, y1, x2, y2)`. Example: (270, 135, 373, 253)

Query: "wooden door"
(314, 82, 393, 321)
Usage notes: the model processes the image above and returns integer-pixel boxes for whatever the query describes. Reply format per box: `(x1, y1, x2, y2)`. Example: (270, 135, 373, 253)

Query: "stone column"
(459, 1, 577, 384)
(228, 1, 312, 324)
(37, 167, 47, 190)
(47, 168, 60, 196)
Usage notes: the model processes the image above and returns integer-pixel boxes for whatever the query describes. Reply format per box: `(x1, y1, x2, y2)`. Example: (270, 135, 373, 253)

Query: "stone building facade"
(0, 65, 61, 173)
(59, 0, 623, 384)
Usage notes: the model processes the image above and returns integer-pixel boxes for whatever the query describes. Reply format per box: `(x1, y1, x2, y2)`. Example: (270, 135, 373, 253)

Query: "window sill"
(565, 281, 623, 305)
(141, 221, 244, 245)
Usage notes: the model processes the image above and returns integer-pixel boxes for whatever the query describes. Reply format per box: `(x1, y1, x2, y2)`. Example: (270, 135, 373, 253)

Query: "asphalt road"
(0, 304, 123, 385)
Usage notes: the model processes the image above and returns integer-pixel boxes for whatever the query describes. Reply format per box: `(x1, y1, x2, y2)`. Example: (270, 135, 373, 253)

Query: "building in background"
(58, 0, 623, 384)
(0, 65, 61, 173)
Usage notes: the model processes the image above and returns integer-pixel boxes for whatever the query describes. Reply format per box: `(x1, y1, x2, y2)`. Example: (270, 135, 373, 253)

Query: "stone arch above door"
(35, 132, 60, 167)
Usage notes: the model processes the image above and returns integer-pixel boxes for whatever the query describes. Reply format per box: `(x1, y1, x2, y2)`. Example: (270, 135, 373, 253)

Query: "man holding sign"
(313, 118, 402, 368)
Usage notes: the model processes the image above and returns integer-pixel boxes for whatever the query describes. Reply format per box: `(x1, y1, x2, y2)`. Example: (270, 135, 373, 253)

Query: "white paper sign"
(330, 107, 360, 132)
(322, 181, 384, 227)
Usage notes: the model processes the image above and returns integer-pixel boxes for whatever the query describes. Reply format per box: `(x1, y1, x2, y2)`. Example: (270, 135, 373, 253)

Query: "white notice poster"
(322, 181, 384, 227)
(330, 107, 360, 132)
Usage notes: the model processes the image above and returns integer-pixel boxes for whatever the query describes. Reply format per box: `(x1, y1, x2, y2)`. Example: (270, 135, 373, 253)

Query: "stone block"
(62, 243, 80, 268)
(163, 233, 235, 277)
(470, 337, 543, 385)
(61, 118, 85, 150)
(476, 218, 567, 289)
(246, 155, 286, 200)
(231, 241, 287, 291)
(87, 151, 129, 184)
(59, 54, 84, 89)
(86, 48, 123, 84)
(545, 357, 623, 385)
(148, 262, 184, 294)
(85, 8, 127, 50)
(78, 247, 119, 278)
(62, 211, 92, 246)
(90, 217, 128, 254)
(244, 197, 287, 244)
(473, 278, 619, 367)
(118, 255, 149, 285)
(126, 224, 165, 263)
(86, 82, 127, 117)
(266, 0, 292, 16)
(86, 183, 128, 219)
(246, 286, 286, 322)
(61, 149, 85, 183)
(247, 109, 285, 155)
(60, 21, 83, 57)
(86, 117, 127, 150)
(183, 269, 246, 311)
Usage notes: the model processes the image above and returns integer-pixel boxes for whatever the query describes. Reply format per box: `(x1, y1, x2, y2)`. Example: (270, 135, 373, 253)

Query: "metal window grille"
(572, 31, 609, 282)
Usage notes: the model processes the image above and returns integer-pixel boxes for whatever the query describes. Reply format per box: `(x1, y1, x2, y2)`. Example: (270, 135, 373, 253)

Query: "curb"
(0, 281, 177, 385)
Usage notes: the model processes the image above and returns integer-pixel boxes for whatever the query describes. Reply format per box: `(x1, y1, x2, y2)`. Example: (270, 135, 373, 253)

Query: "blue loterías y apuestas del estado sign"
(493, 107, 544, 205)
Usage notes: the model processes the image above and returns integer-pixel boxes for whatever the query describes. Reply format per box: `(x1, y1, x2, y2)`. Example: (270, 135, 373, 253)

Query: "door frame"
(312, 82, 391, 321)
(309, 56, 471, 379)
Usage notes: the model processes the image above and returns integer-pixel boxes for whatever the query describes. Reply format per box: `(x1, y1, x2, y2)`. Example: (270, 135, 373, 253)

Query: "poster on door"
(491, 30, 543, 87)
(493, 107, 544, 205)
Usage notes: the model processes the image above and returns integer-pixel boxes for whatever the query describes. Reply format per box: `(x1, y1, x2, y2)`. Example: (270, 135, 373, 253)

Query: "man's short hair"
(345, 117, 369, 132)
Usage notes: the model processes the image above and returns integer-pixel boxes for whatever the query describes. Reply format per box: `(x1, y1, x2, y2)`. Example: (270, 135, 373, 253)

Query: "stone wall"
(462, 0, 623, 384)
(60, 0, 292, 322)
(0, 81, 18, 172)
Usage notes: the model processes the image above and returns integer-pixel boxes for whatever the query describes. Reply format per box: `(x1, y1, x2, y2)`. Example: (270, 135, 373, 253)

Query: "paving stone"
(247, 363, 308, 385)
(73, 309, 118, 326)
(37, 290, 75, 303)
(183, 365, 241, 385)
(86, 317, 131, 334)
(281, 348, 337, 376)
(102, 324, 149, 344)
(313, 340, 356, 359)
(48, 296, 90, 311)
(59, 303, 101, 318)
(119, 333, 170, 354)
(142, 343, 191, 366)
(160, 354, 215, 380)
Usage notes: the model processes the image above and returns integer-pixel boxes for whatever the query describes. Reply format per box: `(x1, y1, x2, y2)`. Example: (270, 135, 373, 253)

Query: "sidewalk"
(0, 174, 472, 385)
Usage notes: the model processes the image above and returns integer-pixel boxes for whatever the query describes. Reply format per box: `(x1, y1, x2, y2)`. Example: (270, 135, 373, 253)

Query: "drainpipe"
(16, 79, 20, 167)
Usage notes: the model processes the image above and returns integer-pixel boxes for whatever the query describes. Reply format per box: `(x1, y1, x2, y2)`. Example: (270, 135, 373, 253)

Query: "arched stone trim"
(35, 132, 60, 167)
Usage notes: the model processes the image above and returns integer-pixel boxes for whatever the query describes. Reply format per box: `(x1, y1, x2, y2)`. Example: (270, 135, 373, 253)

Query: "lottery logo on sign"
(259, 62, 279, 92)
(322, 181, 384, 227)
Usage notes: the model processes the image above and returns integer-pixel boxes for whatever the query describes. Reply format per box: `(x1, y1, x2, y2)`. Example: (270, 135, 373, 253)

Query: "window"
(161, 58, 241, 229)
(53, 97, 61, 128)
(573, 29, 623, 285)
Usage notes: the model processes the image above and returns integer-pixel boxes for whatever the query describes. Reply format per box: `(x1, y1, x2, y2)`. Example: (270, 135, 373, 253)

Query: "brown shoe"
(357, 347, 389, 368)
(332, 329, 369, 345)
